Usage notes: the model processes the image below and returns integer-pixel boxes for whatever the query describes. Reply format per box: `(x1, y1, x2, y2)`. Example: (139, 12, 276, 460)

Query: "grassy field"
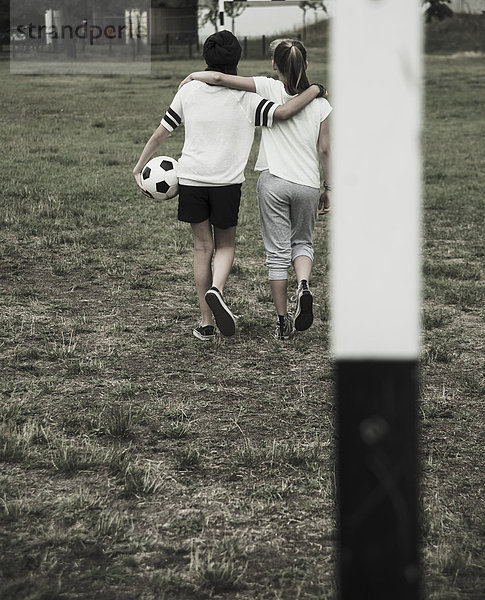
(0, 48, 484, 600)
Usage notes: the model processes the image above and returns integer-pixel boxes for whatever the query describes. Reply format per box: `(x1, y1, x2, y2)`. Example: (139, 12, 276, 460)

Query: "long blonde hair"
(270, 39, 310, 95)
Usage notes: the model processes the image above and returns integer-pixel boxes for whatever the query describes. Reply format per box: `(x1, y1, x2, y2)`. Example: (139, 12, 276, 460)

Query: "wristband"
(311, 83, 327, 98)
(323, 182, 332, 191)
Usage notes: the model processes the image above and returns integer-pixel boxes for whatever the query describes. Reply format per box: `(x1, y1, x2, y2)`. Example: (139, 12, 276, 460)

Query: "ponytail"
(272, 39, 310, 95)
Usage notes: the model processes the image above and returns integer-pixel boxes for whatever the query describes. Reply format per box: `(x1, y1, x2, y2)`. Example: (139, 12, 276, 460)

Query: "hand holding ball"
(141, 156, 179, 201)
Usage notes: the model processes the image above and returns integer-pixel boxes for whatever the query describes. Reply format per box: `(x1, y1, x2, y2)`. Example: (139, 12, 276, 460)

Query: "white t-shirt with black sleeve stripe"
(253, 76, 332, 189)
(161, 80, 279, 187)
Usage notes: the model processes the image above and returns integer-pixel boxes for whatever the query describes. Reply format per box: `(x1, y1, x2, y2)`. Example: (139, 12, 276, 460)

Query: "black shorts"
(177, 184, 242, 230)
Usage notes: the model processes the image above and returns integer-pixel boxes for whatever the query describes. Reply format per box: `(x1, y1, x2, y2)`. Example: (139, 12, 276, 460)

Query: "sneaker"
(204, 287, 236, 337)
(275, 313, 295, 340)
(193, 325, 216, 341)
(294, 280, 313, 331)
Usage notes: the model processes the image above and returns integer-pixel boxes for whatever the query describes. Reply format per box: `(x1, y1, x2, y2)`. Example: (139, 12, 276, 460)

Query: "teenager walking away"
(180, 39, 332, 340)
(133, 32, 324, 341)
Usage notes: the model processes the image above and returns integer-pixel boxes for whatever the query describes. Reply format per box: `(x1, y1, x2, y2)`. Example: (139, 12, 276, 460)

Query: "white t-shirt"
(253, 77, 332, 189)
(161, 81, 279, 186)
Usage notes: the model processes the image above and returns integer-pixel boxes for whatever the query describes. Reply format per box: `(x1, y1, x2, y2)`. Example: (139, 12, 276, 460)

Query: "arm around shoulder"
(179, 71, 255, 92)
(273, 84, 321, 121)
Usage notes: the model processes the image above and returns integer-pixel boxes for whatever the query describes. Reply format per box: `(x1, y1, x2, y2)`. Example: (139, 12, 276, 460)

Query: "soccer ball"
(141, 156, 179, 200)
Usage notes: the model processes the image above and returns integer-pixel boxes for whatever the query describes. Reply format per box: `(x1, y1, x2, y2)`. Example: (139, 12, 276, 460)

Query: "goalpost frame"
(217, 0, 306, 30)
(220, 1, 423, 598)
(331, 2, 422, 596)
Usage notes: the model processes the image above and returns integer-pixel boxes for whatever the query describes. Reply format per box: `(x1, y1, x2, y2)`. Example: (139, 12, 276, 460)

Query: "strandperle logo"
(15, 21, 146, 45)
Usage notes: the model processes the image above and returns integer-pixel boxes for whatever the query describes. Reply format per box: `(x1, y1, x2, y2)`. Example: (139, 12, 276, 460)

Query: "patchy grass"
(420, 55, 484, 600)
(0, 52, 483, 600)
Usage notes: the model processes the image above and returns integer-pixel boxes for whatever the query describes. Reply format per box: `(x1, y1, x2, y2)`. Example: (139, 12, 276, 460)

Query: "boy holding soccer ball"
(133, 31, 325, 340)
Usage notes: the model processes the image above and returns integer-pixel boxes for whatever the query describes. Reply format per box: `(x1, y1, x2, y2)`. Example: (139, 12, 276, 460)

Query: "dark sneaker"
(294, 280, 313, 331)
(275, 313, 295, 340)
(204, 287, 236, 337)
(193, 325, 216, 341)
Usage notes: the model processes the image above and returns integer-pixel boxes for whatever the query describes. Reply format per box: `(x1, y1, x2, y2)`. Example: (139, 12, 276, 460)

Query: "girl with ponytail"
(272, 39, 311, 95)
(180, 38, 332, 340)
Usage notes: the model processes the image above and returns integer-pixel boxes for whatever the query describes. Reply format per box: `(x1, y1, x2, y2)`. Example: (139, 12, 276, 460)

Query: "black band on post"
(336, 360, 421, 600)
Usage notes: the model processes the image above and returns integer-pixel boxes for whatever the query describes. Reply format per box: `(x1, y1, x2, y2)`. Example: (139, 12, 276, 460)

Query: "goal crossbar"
(218, 0, 306, 29)
(224, 1, 303, 6)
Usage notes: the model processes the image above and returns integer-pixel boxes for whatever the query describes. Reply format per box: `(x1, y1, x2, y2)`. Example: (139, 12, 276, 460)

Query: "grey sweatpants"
(257, 170, 320, 281)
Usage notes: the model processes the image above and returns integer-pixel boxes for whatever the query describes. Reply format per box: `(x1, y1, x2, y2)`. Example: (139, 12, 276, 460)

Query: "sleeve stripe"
(255, 99, 276, 127)
(255, 99, 266, 127)
(167, 107, 182, 125)
(262, 101, 275, 127)
(162, 114, 178, 131)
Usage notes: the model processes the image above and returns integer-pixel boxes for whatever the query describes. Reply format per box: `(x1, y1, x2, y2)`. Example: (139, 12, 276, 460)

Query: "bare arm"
(179, 71, 323, 121)
(178, 71, 256, 92)
(273, 85, 320, 120)
(133, 124, 170, 195)
(317, 117, 331, 214)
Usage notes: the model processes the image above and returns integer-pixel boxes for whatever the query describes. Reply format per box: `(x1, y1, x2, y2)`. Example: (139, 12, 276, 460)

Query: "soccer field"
(0, 55, 483, 599)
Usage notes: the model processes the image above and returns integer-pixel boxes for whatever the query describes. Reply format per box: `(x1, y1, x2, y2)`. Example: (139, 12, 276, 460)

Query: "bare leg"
(293, 255, 313, 286)
(270, 279, 288, 316)
(191, 220, 214, 326)
(212, 226, 236, 294)
(270, 255, 312, 317)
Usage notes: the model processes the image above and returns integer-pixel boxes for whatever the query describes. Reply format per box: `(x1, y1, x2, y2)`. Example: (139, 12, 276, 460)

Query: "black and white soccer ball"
(141, 156, 179, 200)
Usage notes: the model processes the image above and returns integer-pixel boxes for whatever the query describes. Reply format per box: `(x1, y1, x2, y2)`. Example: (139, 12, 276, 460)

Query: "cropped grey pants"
(257, 170, 320, 281)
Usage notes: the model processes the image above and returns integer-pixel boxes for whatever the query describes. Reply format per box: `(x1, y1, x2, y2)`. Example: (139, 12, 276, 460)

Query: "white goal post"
(220, 1, 423, 598)
(331, 2, 422, 599)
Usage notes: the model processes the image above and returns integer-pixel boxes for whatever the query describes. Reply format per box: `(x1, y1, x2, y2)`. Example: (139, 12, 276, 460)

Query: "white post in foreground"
(331, 1, 422, 360)
(331, 1, 423, 598)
